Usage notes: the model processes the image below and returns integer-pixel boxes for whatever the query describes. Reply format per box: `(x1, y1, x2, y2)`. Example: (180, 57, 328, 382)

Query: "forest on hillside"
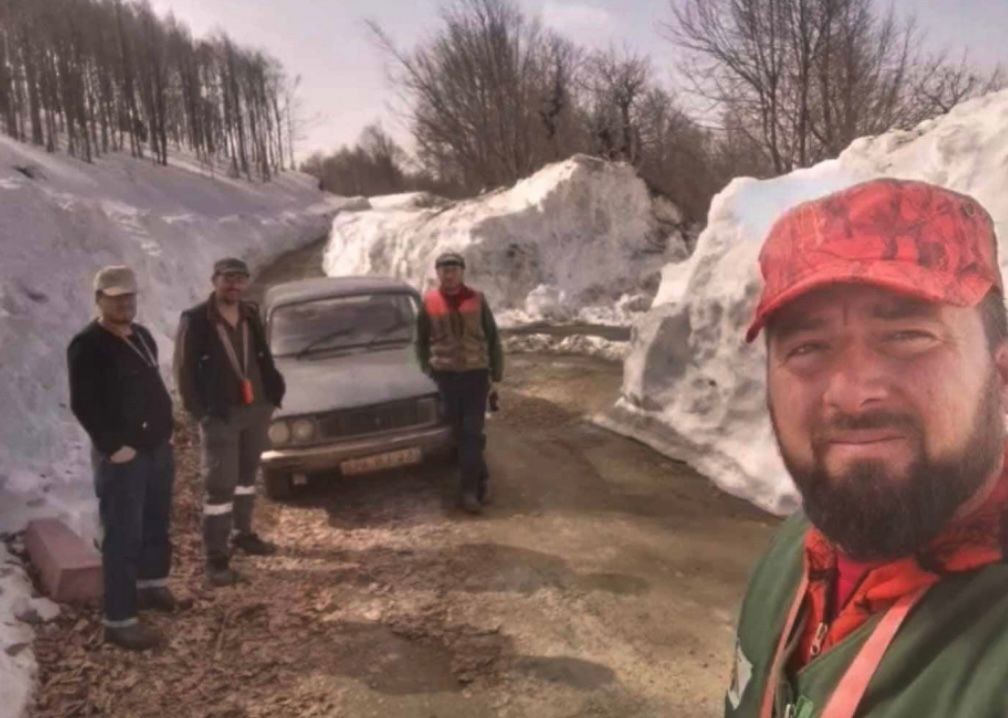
(0, 0, 294, 180)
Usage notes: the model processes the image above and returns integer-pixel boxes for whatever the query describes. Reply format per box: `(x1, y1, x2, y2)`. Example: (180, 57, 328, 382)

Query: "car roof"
(264, 276, 419, 310)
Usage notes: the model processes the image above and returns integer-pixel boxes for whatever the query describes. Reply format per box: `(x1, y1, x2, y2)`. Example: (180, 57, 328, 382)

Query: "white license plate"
(340, 447, 422, 476)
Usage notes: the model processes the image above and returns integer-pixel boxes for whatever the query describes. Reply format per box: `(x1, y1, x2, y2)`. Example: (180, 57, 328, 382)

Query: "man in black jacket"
(67, 265, 176, 651)
(174, 258, 285, 587)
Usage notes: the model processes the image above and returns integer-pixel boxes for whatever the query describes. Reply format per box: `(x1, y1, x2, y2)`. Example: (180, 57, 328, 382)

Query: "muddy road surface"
(31, 244, 777, 718)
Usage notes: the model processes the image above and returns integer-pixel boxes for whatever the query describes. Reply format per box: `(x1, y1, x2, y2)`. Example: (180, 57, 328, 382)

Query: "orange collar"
(794, 462, 1008, 667)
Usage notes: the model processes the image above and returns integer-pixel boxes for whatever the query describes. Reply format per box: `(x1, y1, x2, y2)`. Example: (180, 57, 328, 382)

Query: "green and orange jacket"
(726, 471, 1008, 718)
(416, 286, 504, 381)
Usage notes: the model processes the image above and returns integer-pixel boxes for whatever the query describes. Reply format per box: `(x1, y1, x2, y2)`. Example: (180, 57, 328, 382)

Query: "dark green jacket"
(727, 515, 1008, 717)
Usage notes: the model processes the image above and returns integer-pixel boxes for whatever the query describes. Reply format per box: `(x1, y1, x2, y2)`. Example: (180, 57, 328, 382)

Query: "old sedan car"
(258, 276, 453, 498)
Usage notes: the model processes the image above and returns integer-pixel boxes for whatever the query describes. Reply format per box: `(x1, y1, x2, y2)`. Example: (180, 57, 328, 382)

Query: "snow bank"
(323, 155, 689, 327)
(0, 542, 42, 716)
(599, 89, 1008, 515)
(0, 138, 333, 539)
(0, 138, 333, 715)
(502, 333, 628, 362)
(364, 191, 449, 211)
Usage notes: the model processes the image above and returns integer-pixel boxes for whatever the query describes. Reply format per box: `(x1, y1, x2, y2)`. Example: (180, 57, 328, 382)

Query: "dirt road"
(30, 246, 778, 718)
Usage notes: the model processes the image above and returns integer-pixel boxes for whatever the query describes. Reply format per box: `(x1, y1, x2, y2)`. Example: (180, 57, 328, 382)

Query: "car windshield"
(269, 292, 417, 357)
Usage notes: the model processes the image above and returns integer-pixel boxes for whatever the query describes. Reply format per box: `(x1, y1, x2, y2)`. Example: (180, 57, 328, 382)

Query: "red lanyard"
(760, 569, 932, 718)
(215, 320, 249, 380)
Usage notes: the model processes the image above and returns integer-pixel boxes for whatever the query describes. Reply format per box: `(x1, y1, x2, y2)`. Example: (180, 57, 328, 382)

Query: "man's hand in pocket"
(109, 446, 137, 464)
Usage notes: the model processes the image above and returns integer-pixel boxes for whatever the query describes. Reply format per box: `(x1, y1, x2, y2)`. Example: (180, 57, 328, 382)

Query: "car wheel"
(263, 469, 293, 500)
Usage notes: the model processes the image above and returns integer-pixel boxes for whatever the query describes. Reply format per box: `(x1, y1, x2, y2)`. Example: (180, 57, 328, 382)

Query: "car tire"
(263, 469, 293, 500)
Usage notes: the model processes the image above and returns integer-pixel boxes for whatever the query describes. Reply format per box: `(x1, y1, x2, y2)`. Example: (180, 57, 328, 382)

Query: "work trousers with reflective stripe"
(199, 403, 272, 563)
(433, 369, 490, 500)
(92, 440, 174, 626)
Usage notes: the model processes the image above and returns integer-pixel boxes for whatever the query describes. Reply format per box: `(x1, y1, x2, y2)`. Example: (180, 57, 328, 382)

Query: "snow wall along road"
(323, 154, 691, 330)
(599, 89, 1008, 515)
(0, 137, 335, 541)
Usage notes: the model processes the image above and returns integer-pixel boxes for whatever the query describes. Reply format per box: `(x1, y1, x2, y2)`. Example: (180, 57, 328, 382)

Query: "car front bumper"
(260, 423, 454, 474)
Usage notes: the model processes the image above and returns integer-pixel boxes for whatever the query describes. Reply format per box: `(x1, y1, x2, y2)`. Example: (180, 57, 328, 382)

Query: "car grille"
(316, 398, 434, 440)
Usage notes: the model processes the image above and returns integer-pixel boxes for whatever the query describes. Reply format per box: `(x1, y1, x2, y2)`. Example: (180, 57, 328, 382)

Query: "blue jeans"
(93, 441, 174, 625)
(434, 370, 490, 499)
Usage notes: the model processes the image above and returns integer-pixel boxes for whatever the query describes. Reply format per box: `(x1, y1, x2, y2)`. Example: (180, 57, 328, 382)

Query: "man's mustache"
(812, 410, 920, 443)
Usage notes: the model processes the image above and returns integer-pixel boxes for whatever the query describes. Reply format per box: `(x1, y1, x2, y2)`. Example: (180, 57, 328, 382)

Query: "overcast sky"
(149, 0, 1007, 161)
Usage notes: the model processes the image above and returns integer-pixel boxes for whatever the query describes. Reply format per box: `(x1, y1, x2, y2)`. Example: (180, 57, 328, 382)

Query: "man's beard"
(773, 372, 1005, 561)
(100, 310, 135, 328)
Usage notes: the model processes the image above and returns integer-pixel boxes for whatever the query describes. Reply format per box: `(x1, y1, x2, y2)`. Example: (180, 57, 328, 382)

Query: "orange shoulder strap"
(820, 585, 931, 718)
(760, 571, 810, 718)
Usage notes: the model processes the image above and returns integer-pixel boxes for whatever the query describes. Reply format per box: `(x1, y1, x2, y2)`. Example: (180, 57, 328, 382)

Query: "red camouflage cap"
(746, 178, 1002, 343)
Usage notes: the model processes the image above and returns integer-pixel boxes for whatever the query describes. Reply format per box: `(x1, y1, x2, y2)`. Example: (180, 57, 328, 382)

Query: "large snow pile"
(598, 89, 1008, 515)
(0, 136, 334, 714)
(324, 155, 689, 328)
(364, 191, 450, 211)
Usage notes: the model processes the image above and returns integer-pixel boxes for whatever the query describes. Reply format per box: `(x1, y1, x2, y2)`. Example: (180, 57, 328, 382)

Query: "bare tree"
(634, 87, 719, 220)
(537, 34, 583, 161)
(664, 0, 792, 171)
(368, 0, 575, 191)
(807, 0, 917, 157)
(912, 51, 1004, 116)
(585, 47, 651, 163)
(662, 0, 996, 172)
(301, 123, 403, 196)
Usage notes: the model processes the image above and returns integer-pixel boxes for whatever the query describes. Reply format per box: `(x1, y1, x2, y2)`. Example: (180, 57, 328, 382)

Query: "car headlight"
(268, 420, 291, 446)
(291, 418, 317, 443)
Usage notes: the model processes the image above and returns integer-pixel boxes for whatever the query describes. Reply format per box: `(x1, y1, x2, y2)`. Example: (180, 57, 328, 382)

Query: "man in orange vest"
(728, 179, 1008, 717)
(417, 252, 504, 514)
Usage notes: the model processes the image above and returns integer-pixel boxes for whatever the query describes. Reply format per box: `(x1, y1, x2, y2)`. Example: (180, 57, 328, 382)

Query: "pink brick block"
(23, 518, 102, 603)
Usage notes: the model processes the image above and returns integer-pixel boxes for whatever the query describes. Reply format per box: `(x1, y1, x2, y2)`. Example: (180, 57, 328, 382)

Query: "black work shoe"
(478, 483, 493, 506)
(232, 532, 277, 556)
(137, 586, 177, 613)
(460, 493, 483, 514)
(206, 560, 243, 588)
(104, 621, 163, 651)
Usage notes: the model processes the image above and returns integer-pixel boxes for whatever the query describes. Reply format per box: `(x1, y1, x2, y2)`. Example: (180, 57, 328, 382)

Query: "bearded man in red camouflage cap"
(726, 179, 1008, 718)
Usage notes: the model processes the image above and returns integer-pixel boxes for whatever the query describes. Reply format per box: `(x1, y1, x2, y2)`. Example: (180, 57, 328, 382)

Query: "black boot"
(137, 586, 177, 612)
(104, 621, 163, 651)
(206, 558, 243, 587)
(232, 532, 277, 556)
(460, 493, 482, 514)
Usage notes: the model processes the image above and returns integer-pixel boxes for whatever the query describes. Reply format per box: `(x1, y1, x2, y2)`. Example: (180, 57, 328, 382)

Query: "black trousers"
(434, 369, 489, 499)
(92, 440, 174, 625)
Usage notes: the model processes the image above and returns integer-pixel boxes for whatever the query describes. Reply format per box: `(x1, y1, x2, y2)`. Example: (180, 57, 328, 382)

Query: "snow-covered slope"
(324, 155, 689, 328)
(599, 89, 1008, 515)
(0, 137, 334, 714)
(0, 139, 334, 538)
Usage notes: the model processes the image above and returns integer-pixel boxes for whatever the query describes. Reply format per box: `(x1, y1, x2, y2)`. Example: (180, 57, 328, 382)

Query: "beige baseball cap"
(93, 265, 138, 296)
